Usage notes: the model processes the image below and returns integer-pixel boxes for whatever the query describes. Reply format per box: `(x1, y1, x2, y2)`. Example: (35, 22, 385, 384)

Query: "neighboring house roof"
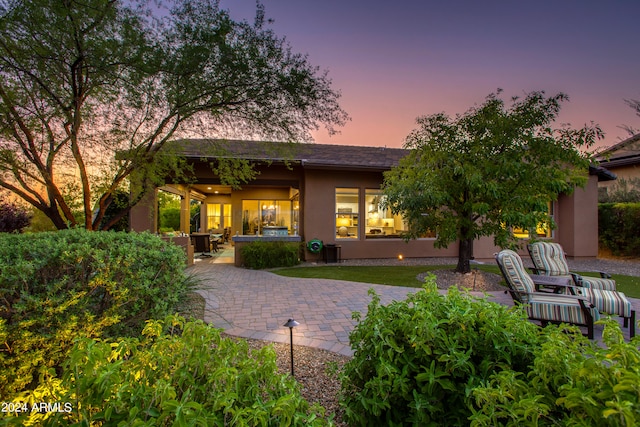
(596, 133, 640, 168)
(170, 139, 409, 171)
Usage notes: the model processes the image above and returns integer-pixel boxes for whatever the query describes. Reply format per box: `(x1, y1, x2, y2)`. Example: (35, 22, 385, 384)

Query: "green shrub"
(240, 240, 301, 269)
(339, 277, 542, 426)
(599, 203, 640, 256)
(159, 206, 181, 231)
(340, 276, 640, 426)
(2, 316, 330, 427)
(470, 319, 640, 426)
(599, 177, 640, 203)
(0, 229, 197, 399)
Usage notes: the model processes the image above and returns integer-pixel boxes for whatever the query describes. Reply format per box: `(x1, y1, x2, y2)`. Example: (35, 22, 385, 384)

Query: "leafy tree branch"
(0, 0, 348, 229)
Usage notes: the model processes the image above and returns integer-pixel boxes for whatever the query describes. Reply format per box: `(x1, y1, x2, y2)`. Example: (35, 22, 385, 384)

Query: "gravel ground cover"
(240, 337, 350, 426)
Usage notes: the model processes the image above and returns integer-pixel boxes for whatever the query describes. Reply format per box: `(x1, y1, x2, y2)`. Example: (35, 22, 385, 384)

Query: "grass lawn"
(273, 265, 640, 298)
(605, 274, 640, 298)
(273, 264, 503, 288)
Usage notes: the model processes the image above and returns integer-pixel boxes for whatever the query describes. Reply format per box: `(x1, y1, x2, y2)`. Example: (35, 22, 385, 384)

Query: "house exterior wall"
(473, 236, 503, 261)
(598, 163, 640, 189)
(556, 175, 599, 258)
(130, 188, 156, 232)
(129, 150, 601, 261)
(300, 168, 458, 261)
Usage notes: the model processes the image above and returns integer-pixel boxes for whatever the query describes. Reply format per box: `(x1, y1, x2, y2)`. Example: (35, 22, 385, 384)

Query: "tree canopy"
(382, 91, 601, 273)
(0, 0, 348, 230)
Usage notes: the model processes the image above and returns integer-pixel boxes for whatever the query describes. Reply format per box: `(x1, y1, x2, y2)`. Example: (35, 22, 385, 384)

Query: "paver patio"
(190, 252, 638, 356)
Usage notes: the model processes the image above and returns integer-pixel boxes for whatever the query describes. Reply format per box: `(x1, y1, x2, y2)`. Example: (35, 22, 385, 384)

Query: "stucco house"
(130, 139, 608, 263)
(596, 132, 640, 193)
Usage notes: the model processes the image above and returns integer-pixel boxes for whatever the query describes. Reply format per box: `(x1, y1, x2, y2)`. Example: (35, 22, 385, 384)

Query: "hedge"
(599, 203, 640, 257)
(0, 229, 197, 399)
(240, 240, 301, 269)
(339, 278, 542, 426)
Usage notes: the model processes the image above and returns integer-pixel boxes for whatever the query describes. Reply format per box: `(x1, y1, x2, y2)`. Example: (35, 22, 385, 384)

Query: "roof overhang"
(589, 164, 617, 182)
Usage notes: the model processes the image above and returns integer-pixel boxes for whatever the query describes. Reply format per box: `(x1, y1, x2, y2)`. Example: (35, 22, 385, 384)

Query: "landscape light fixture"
(283, 318, 300, 377)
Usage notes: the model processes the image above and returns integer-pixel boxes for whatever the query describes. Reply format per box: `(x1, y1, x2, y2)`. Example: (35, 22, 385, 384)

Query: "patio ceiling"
(190, 184, 233, 195)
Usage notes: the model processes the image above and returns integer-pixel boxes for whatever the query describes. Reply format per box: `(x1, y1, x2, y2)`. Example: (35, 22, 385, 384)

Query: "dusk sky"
(221, 0, 640, 150)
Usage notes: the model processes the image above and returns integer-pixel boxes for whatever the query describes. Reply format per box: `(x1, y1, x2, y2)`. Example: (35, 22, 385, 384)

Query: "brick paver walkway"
(190, 256, 638, 356)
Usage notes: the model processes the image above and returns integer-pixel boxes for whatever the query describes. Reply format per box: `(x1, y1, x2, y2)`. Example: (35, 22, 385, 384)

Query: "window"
(206, 203, 232, 232)
(365, 190, 395, 239)
(364, 189, 435, 239)
(241, 199, 292, 235)
(513, 202, 554, 239)
(206, 203, 221, 230)
(336, 188, 359, 238)
(223, 204, 232, 230)
(292, 195, 300, 236)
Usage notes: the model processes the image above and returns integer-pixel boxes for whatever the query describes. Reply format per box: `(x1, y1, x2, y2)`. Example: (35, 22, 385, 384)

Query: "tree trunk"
(456, 238, 473, 273)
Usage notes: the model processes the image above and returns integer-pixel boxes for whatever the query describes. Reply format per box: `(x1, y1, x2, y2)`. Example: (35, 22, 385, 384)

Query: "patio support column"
(199, 204, 207, 233)
(180, 190, 190, 234)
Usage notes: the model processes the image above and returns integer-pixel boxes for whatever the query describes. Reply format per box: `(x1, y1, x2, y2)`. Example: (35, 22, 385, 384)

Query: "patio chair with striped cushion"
(570, 286, 635, 338)
(496, 249, 599, 339)
(527, 242, 616, 290)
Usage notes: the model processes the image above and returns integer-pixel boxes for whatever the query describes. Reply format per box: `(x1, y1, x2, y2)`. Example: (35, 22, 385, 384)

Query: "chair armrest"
(526, 292, 594, 308)
(569, 271, 612, 281)
(539, 282, 579, 294)
(529, 274, 572, 288)
(523, 291, 591, 304)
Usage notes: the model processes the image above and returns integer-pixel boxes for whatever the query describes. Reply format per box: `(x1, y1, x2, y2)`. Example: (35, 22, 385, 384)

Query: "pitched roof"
(596, 133, 640, 166)
(170, 139, 409, 170)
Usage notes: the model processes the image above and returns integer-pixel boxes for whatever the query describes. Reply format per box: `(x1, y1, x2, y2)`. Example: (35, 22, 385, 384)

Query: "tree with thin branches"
(0, 0, 348, 230)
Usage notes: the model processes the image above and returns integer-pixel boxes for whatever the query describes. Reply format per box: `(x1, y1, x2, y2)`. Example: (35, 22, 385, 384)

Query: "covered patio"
(130, 139, 608, 264)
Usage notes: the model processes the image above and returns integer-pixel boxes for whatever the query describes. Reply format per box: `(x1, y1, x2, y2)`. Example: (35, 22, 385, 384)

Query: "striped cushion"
(577, 276, 616, 291)
(530, 242, 617, 291)
(528, 293, 600, 324)
(497, 249, 536, 298)
(574, 288, 632, 317)
(529, 242, 570, 275)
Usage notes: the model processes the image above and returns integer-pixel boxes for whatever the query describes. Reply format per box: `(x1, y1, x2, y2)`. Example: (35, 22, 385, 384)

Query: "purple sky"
(221, 0, 640, 150)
